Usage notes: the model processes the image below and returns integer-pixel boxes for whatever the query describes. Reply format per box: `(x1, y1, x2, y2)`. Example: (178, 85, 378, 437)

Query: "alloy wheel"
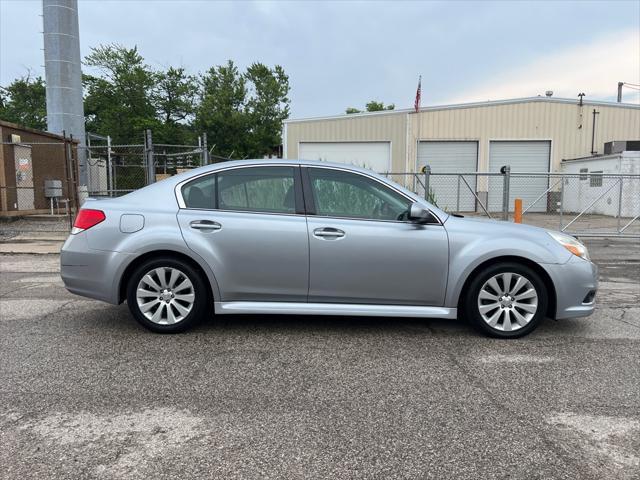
(136, 267, 195, 325)
(477, 272, 538, 332)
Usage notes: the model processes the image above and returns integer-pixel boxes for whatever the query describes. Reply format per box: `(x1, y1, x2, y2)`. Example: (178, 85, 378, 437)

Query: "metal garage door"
(298, 142, 391, 173)
(417, 141, 478, 212)
(488, 141, 550, 212)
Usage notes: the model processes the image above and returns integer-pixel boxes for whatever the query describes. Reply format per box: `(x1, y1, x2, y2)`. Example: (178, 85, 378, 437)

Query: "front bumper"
(542, 255, 598, 320)
(60, 233, 132, 305)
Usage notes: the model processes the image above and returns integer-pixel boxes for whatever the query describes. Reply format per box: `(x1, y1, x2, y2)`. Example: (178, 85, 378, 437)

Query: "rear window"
(181, 166, 296, 214)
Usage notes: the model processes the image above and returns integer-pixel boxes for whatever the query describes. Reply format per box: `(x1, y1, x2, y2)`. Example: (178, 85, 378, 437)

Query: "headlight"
(548, 231, 589, 260)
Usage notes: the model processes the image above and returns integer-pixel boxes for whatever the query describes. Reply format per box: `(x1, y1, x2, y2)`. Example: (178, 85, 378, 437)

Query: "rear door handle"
(313, 227, 345, 239)
(190, 220, 222, 231)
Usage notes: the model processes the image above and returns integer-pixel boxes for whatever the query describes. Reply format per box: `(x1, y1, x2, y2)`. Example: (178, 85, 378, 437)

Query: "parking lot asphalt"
(1, 239, 639, 479)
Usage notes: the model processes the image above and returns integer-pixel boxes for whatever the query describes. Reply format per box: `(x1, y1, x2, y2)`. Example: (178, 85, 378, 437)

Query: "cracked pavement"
(0, 238, 639, 479)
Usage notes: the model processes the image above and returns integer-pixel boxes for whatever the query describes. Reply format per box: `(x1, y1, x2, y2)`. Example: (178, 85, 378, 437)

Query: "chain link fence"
(381, 168, 640, 238)
(1, 129, 229, 239)
(84, 130, 220, 197)
(2, 134, 638, 240)
(0, 138, 81, 241)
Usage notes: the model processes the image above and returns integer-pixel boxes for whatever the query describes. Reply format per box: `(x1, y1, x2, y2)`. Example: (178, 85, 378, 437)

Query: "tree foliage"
(195, 61, 290, 158)
(0, 44, 290, 158)
(346, 101, 395, 114)
(0, 74, 47, 130)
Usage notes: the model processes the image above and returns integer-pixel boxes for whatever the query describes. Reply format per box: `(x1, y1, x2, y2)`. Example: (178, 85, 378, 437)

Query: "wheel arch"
(455, 255, 557, 319)
(118, 249, 217, 304)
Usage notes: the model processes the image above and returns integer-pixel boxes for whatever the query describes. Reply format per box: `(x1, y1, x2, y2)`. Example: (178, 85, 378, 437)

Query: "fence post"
(202, 132, 209, 165)
(145, 129, 155, 185)
(62, 131, 73, 230)
(559, 175, 564, 231)
(616, 177, 623, 233)
(107, 135, 113, 196)
(501, 165, 510, 221)
(423, 165, 431, 202)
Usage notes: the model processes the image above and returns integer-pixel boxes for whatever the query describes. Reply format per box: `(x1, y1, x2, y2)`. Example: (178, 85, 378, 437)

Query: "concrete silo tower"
(42, 0, 87, 184)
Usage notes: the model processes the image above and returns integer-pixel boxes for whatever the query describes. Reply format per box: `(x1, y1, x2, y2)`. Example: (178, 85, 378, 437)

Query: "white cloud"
(447, 29, 640, 104)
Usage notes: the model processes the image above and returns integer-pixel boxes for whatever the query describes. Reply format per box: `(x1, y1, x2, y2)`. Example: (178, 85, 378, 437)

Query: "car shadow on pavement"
(100, 303, 487, 339)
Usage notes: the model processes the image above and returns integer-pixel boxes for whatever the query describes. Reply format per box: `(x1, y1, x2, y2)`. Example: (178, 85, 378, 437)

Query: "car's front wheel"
(126, 257, 208, 333)
(463, 262, 548, 338)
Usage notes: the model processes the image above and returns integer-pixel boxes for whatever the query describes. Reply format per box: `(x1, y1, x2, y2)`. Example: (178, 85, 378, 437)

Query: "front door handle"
(190, 220, 222, 231)
(313, 227, 345, 239)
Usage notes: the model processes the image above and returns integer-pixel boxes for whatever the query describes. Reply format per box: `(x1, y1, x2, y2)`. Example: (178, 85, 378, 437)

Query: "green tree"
(0, 74, 47, 130)
(365, 100, 395, 112)
(195, 61, 290, 158)
(346, 101, 395, 114)
(152, 67, 199, 145)
(83, 44, 158, 144)
(245, 63, 290, 156)
(195, 60, 248, 158)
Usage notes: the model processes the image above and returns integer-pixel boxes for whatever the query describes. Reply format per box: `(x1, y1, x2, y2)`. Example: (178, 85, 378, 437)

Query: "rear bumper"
(60, 233, 132, 305)
(542, 256, 598, 320)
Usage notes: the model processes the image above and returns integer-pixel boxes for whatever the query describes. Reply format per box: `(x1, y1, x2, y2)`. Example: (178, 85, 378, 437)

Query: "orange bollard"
(514, 198, 522, 223)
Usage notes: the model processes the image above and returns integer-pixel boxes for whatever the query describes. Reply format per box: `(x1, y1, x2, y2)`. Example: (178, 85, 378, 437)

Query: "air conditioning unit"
(604, 141, 640, 154)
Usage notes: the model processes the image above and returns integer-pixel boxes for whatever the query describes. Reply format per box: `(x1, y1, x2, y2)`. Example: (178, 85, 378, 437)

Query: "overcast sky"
(1, 0, 639, 118)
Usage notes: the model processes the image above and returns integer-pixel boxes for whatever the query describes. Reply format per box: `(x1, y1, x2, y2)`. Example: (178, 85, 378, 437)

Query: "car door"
(177, 165, 309, 302)
(303, 166, 449, 306)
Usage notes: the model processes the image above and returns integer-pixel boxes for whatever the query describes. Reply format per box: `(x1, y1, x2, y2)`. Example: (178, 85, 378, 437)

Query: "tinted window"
(182, 174, 216, 209)
(308, 168, 411, 221)
(218, 166, 296, 214)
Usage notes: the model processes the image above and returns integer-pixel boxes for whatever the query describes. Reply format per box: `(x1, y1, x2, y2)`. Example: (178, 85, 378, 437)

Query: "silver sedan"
(61, 160, 597, 338)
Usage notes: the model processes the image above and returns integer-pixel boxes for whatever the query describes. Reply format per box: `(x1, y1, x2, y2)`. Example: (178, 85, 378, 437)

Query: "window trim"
(301, 165, 442, 225)
(175, 163, 442, 225)
(175, 163, 305, 216)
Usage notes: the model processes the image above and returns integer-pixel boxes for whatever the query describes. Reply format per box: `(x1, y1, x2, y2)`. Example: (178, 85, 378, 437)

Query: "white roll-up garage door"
(298, 142, 391, 173)
(417, 141, 478, 212)
(488, 141, 551, 212)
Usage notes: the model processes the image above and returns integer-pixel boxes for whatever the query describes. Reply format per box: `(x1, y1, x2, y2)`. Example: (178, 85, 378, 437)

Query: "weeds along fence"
(380, 167, 640, 238)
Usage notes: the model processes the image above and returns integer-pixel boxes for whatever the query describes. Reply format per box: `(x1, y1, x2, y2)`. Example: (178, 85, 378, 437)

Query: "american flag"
(414, 76, 422, 113)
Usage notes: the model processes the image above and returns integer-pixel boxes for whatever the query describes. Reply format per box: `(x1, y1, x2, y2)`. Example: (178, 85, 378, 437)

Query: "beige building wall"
(285, 98, 640, 173)
(285, 112, 408, 172)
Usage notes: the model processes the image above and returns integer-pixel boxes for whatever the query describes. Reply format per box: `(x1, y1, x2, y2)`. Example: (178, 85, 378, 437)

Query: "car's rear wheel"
(463, 262, 548, 338)
(126, 257, 208, 333)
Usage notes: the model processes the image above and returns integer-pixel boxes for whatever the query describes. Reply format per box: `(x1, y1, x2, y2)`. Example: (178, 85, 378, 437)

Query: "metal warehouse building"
(283, 97, 640, 210)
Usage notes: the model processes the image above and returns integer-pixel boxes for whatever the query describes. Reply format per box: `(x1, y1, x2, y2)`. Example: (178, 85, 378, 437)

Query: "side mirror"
(408, 202, 435, 223)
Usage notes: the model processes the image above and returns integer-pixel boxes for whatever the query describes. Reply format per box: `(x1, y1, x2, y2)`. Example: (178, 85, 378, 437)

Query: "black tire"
(462, 262, 548, 339)
(126, 256, 209, 333)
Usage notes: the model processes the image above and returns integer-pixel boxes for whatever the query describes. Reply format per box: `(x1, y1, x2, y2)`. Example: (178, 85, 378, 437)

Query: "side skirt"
(214, 301, 457, 319)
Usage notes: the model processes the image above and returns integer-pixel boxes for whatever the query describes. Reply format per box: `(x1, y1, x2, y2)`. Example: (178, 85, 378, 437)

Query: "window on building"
(590, 171, 603, 188)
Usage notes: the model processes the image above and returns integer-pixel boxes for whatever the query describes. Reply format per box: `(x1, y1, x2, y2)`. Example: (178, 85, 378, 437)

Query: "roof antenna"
(578, 93, 585, 106)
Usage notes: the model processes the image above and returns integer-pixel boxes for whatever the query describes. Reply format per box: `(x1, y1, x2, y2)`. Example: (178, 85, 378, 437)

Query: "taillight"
(72, 209, 106, 234)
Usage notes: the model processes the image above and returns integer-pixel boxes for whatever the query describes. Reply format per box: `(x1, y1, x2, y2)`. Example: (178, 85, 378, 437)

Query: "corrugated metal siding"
(285, 113, 407, 171)
(487, 140, 551, 212)
(417, 141, 478, 211)
(286, 101, 640, 175)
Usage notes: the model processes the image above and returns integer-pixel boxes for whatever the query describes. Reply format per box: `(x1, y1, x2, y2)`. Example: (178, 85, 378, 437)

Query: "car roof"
(190, 159, 390, 174)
